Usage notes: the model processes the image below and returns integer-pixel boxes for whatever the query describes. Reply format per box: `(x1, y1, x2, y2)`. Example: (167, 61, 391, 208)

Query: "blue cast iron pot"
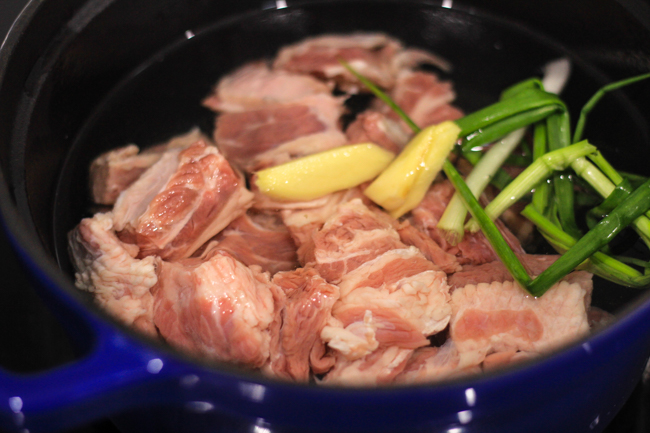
(1, 1, 650, 432)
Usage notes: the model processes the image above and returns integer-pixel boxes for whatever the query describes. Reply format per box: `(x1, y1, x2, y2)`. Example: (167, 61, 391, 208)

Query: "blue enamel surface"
(1, 229, 649, 433)
(0, 1, 649, 432)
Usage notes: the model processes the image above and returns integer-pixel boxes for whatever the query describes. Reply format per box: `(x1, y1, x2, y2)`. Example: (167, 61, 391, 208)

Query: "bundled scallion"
(339, 59, 650, 296)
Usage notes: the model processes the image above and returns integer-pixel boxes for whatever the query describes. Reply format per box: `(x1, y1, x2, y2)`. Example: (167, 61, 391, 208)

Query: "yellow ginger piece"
(254, 143, 395, 201)
(364, 121, 460, 218)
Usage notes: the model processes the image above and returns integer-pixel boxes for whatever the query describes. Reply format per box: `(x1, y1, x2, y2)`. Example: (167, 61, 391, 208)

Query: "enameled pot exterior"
(1, 1, 650, 432)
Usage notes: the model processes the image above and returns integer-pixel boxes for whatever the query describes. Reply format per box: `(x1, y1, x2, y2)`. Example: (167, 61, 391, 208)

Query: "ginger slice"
(254, 143, 394, 201)
(364, 121, 460, 218)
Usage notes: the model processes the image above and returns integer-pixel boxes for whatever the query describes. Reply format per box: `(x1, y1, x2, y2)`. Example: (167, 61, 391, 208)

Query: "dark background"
(0, 1, 648, 432)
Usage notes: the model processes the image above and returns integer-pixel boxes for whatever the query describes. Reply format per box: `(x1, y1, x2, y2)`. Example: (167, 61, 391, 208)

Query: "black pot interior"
(7, 0, 650, 344)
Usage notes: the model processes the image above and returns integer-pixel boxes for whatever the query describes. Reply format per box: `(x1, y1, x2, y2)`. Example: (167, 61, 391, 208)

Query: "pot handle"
(0, 309, 183, 433)
(0, 206, 191, 432)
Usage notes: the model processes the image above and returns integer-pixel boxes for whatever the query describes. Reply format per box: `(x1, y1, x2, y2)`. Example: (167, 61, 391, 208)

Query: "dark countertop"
(0, 1, 648, 433)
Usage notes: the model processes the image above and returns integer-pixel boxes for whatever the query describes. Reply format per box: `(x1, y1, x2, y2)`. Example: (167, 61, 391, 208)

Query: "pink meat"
(448, 255, 560, 290)
(116, 140, 254, 261)
(278, 187, 369, 264)
(202, 61, 332, 112)
(306, 199, 406, 283)
(112, 147, 185, 232)
(89, 129, 204, 205)
(90, 145, 162, 206)
(273, 33, 403, 92)
(68, 212, 157, 336)
(410, 180, 525, 266)
(587, 306, 615, 329)
(390, 47, 452, 75)
(336, 247, 438, 294)
(394, 219, 461, 274)
(205, 211, 298, 275)
(321, 346, 414, 386)
(449, 276, 593, 369)
(333, 249, 451, 347)
(265, 268, 340, 381)
(152, 251, 279, 367)
(214, 93, 347, 172)
(394, 340, 482, 384)
(375, 69, 464, 129)
(481, 350, 538, 372)
(312, 200, 452, 367)
(345, 110, 410, 154)
(411, 178, 457, 221)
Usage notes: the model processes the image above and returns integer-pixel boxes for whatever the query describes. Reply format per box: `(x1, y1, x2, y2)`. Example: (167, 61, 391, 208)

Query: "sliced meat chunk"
(394, 340, 481, 384)
(448, 255, 559, 290)
(202, 61, 332, 112)
(337, 247, 439, 296)
(320, 346, 414, 386)
(333, 249, 452, 347)
(306, 198, 405, 283)
(410, 180, 525, 266)
(320, 312, 380, 360)
(312, 200, 452, 372)
(68, 212, 157, 336)
(214, 94, 347, 172)
(90, 128, 204, 205)
(112, 147, 185, 231)
(411, 178, 456, 222)
(449, 276, 592, 369)
(273, 33, 403, 92)
(278, 187, 369, 264)
(390, 47, 452, 75)
(265, 268, 340, 381)
(90, 145, 161, 206)
(374, 69, 464, 129)
(204, 211, 298, 275)
(345, 110, 410, 154)
(116, 140, 254, 261)
(481, 350, 538, 372)
(152, 251, 278, 367)
(587, 306, 615, 329)
(394, 219, 461, 274)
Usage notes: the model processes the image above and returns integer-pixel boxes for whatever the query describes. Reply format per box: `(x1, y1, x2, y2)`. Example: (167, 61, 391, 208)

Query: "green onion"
(504, 148, 533, 167)
(547, 111, 583, 239)
(437, 76, 564, 244)
(460, 105, 558, 155)
(342, 57, 650, 295)
(522, 204, 650, 288)
(571, 157, 615, 197)
(587, 151, 623, 185)
(437, 127, 526, 245)
(526, 178, 650, 296)
(531, 122, 550, 213)
(571, 155, 650, 247)
(573, 72, 650, 143)
(620, 171, 649, 188)
(462, 149, 514, 191)
(500, 78, 545, 99)
(585, 179, 634, 228)
(455, 88, 564, 139)
(340, 59, 532, 288)
(443, 159, 532, 288)
(465, 140, 597, 231)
